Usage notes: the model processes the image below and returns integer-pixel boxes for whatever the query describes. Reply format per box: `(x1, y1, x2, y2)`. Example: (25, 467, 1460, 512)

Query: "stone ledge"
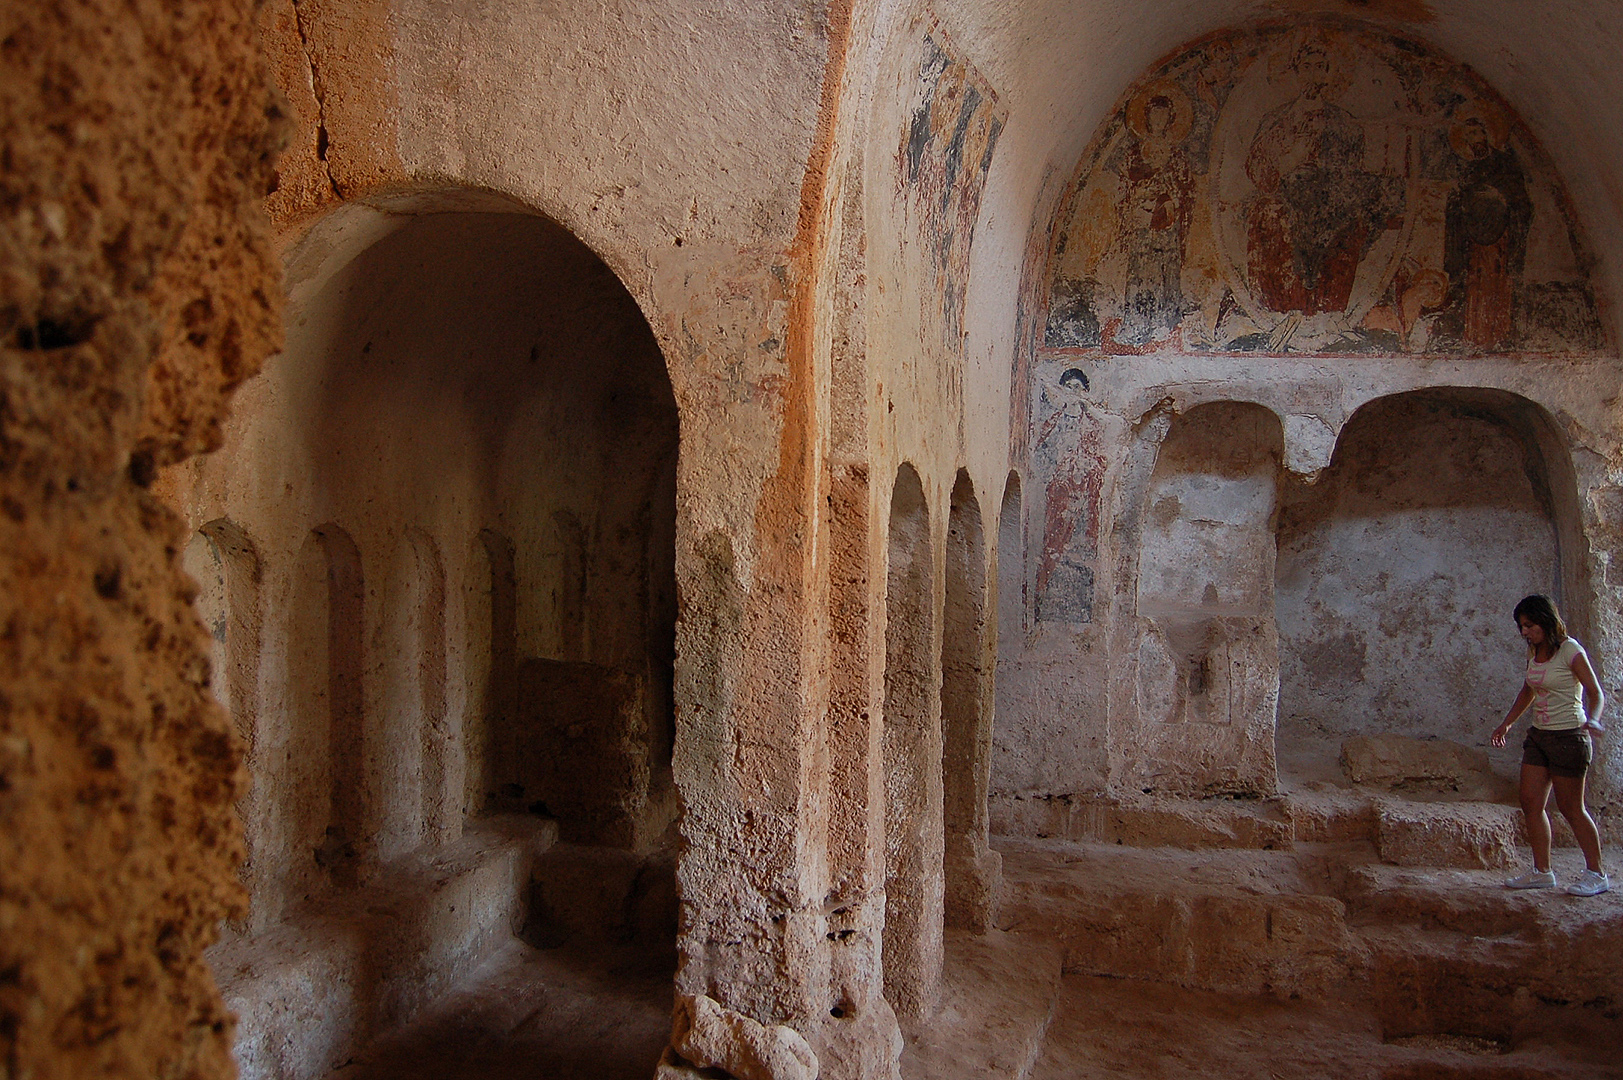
(994, 838, 1356, 997)
(210, 815, 558, 1080)
(991, 792, 1294, 850)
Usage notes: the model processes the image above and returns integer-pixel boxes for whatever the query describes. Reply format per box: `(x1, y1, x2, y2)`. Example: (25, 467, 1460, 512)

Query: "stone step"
(211, 815, 558, 1080)
(1288, 788, 1587, 864)
(1341, 865, 1572, 937)
(993, 791, 1294, 850)
(993, 837, 1357, 998)
(1342, 862, 1623, 1044)
(1362, 922, 1623, 1048)
(995, 789, 1549, 870)
(994, 832, 1623, 1051)
(900, 929, 1064, 1080)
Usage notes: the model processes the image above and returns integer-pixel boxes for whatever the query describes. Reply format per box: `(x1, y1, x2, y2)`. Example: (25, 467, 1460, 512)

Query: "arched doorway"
(176, 199, 680, 1080)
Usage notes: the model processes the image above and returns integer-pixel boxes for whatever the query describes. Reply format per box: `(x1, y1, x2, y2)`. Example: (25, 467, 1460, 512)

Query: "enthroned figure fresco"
(1241, 36, 1403, 326)
(1042, 19, 1608, 358)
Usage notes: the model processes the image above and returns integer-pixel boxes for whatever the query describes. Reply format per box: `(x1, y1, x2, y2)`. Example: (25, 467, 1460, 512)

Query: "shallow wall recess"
(882, 463, 942, 1021)
(942, 470, 998, 931)
(1129, 401, 1283, 798)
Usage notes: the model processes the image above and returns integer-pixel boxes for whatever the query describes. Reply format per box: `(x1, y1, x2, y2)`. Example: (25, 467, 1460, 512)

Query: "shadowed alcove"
(175, 201, 680, 1079)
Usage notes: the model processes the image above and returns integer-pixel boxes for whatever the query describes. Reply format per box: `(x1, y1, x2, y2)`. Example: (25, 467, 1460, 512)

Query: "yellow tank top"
(1525, 638, 1589, 731)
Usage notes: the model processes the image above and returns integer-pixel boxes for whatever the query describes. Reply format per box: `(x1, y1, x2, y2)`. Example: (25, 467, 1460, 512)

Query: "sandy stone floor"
(335, 938, 674, 1079)
(1029, 974, 1614, 1079)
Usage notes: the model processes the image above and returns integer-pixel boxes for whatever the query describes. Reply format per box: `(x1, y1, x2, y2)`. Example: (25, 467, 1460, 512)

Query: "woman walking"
(1491, 594, 1609, 896)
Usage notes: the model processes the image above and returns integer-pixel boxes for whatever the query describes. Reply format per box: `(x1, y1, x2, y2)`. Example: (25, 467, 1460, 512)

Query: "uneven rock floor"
(331, 827, 1618, 1079)
(904, 929, 1616, 1079)
(334, 938, 673, 1079)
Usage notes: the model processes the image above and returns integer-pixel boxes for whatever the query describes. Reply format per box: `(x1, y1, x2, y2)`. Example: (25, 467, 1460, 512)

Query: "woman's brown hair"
(1512, 594, 1568, 651)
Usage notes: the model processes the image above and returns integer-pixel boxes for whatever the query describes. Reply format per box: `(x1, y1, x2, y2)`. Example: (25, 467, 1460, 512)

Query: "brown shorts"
(1522, 726, 1593, 778)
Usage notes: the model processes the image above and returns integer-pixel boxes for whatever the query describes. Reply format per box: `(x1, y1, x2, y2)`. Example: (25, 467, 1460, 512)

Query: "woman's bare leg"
(1520, 764, 1554, 872)
(1552, 773, 1604, 873)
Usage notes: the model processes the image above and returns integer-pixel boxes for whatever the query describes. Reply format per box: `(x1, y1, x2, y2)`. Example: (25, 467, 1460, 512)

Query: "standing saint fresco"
(1442, 101, 1531, 350)
(1115, 83, 1195, 346)
(901, 30, 1005, 348)
(1033, 369, 1102, 624)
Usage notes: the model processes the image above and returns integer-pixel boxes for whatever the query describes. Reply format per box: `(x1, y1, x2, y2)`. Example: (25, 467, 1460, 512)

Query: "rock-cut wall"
(0, 1, 283, 1076)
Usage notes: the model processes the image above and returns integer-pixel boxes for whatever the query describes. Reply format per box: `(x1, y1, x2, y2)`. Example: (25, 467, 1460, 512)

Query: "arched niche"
(1274, 387, 1589, 789)
(182, 518, 264, 916)
(182, 518, 263, 744)
(272, 204, 679, 851)
(995, 471, 1024, 651)
(989, 470, 1026, 827)
(463, 528, 517, 821)
(380, 529, 450, 852)
(882, 462, 942, 1021)
(942, 469, 997, 932)
(1130, 401, 1284, 798)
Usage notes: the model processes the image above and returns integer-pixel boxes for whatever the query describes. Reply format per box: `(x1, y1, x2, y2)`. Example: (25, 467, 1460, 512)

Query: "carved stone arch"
(1274, 386, 1597, 794)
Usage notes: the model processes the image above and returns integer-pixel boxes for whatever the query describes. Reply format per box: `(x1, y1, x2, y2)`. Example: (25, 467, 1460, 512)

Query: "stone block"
(1374, 800, 1519, 869)
(511, 659, 650, 847)
(1341, 734, 1509, 801)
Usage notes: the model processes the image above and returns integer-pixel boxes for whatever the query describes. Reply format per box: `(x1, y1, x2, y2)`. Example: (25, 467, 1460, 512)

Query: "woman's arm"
(1491, 683, 1534, 747)
(1571, 650, 1606, 736)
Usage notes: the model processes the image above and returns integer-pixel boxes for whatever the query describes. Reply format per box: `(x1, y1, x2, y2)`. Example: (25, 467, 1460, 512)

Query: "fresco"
(1043, 22, 1608, 357)
(1025, 20, 1612, 627)
(1031, 367, 1103, 623)
(900, 29, 1005, 346)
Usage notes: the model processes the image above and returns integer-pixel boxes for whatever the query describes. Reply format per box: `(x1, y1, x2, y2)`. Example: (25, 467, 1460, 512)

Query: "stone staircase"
(908, 792, 1621, 1078)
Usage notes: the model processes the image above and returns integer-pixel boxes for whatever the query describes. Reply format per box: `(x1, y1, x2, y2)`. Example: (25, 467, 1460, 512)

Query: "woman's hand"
(1490, 721, 1513, 748)
(1582, 720, 1605, 738)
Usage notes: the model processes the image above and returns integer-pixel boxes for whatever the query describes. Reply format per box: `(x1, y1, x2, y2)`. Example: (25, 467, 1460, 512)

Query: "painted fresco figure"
(1442, 103, 1531, 350)
(1033, 369, 1101, 624)
(1243, 39, 1400, 318)
(1116, 85, 1195, 345)
(903, 34, 1004, 346)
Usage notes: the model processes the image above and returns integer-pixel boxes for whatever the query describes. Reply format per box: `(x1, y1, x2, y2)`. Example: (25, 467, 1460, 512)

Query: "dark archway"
(203, 203, 680, 1080)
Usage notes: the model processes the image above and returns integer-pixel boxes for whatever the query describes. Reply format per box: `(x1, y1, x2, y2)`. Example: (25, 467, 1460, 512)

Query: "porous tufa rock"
(668, 993, 819, 1080)
(655, 1045, 714, 1079)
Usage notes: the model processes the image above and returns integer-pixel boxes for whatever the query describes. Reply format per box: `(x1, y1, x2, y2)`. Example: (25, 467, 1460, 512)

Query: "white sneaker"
(1505, 868, 1557, 889)
(1567, 869, 1611, 897)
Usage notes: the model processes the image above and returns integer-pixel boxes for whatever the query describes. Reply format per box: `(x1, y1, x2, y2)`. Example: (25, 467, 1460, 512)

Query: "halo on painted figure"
(1126, 80, 1194, 143)
(1449, 98, 1512, 160)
